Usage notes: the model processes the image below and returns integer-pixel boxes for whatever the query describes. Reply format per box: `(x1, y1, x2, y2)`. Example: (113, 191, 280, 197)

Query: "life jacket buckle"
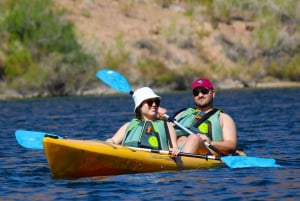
(146, 126, 152, 134)
(194, 115, 202, 120)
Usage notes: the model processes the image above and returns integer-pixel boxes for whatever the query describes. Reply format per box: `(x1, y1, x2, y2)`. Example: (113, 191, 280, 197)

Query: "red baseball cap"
(191, 78, 214, 90)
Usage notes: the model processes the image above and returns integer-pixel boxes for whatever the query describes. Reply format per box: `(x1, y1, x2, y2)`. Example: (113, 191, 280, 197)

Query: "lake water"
(1, 88, 299, 200)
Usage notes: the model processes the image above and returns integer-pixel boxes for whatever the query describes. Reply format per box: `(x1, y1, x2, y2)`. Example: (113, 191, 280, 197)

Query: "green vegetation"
(0, 0, 299, 98)
(0, 0, 96, 96)
(210, 0, 300, 81)
(155, 0, 300, 84)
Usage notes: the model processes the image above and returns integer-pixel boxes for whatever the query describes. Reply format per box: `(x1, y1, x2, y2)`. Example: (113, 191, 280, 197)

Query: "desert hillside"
(55, 0, 248, 84)
(1, 0, 299, 99)
(55, 0, 236, 67)
(54, 0, 300, 88)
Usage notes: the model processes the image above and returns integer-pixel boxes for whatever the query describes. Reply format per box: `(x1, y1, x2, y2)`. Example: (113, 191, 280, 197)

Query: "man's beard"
(196, 98, 213, 109)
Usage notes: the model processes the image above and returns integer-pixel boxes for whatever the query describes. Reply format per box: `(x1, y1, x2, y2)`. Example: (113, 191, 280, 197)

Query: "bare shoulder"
(120, 122, 130, 129)
(116, 122, 130, 133)
(122, 122, 130, 127)
(219, 112, 236, 124)
(174, 110, 184, 119)
(219, 112, 237, 142)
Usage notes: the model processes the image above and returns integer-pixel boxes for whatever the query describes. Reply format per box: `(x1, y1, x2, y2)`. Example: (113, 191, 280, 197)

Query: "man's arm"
(211, 113, 237, 154)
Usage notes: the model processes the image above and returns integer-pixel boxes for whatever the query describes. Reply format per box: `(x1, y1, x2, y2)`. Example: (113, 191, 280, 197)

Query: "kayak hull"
(43, 137, 223, 178)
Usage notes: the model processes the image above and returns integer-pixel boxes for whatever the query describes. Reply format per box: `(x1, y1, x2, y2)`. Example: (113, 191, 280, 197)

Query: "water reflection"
(1, 88, 300, 200)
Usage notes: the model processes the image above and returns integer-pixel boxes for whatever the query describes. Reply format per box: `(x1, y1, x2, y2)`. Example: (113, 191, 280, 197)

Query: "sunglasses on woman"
(193, 88, 210, 96)
(144, 98, 160, 107)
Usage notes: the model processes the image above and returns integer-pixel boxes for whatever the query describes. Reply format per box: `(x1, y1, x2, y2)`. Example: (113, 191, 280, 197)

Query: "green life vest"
(175, 108, 223, 141)
(122, 118, 169, 150)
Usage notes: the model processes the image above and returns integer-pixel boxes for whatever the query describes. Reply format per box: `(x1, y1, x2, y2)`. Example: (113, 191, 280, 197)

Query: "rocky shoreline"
(1, 80, 299, 100)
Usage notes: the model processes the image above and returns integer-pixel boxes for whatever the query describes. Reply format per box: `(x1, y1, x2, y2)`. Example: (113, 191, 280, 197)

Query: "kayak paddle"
(15, 129, 62, 149)
(96, 69, 282, 168)
(129, 146, 220, 160)
(129, 147, 278, 168)
(96, 69, 133, 95)
(163, 114, 281, 168)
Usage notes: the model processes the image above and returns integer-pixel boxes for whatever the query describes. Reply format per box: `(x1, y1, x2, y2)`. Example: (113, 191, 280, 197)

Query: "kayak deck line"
(43, 137, 223, 178)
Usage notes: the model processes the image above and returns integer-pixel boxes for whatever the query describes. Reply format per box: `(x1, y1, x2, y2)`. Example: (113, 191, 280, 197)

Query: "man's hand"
(157, 107, 167, 119)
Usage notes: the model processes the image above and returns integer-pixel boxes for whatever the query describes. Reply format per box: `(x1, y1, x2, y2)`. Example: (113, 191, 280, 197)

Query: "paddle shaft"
(128, 146, 220, 160)
(163, 114, 226, 156)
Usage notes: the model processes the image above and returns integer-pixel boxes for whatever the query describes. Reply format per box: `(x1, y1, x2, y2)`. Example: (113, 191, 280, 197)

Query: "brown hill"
(54, 1, 249, 86)
(53, 0, 300, 90)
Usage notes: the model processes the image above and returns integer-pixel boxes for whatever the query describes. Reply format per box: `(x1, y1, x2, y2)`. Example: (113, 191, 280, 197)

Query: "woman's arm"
(167, 122, 180, 156)
(106, 122, 129, 144)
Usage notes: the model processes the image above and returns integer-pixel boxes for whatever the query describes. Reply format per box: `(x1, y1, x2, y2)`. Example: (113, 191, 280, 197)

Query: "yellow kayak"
(43, 137, 223, 178)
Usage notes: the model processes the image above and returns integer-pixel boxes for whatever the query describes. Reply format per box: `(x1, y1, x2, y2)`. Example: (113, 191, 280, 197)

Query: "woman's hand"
(106, 138, 115, 144)
(170, 147, 180, 156)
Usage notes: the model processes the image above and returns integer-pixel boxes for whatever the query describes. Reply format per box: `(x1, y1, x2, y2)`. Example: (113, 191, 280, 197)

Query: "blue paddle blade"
(221, 156, 281, 168)
(96, 69, 132, 94)
(15, 130, 62, 150)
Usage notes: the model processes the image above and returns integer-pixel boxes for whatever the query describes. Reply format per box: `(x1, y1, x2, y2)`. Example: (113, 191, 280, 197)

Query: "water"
(1, 88, 299, 200)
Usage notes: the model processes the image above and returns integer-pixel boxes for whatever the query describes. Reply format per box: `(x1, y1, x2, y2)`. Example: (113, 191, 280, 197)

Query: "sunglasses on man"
(193, 88, 210, 96)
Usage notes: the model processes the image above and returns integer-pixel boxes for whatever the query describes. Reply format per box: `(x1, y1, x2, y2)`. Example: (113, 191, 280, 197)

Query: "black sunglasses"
(144, 98, 160, 107)
(193, 88, 210, 96)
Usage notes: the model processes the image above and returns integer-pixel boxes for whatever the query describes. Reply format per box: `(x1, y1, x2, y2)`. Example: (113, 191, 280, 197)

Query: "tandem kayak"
(43, 137, 223, 178)
(15, 129, 281, 178)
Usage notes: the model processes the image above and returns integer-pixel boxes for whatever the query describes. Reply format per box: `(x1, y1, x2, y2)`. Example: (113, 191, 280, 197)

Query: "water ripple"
(1, 88, 300, 200)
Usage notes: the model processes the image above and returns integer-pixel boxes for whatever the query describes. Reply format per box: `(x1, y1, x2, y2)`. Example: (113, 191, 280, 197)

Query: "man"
(169, 78, 237, 156)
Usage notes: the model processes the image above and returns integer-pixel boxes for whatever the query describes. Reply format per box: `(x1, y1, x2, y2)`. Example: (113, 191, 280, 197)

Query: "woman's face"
(140, 98, 160, 120)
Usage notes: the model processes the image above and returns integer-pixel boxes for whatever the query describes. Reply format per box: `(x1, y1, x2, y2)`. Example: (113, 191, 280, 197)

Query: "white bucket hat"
(133, 87, 160, 112)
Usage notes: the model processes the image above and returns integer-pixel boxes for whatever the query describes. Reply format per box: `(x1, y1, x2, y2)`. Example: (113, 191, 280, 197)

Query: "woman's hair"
(135, 106, 142, 120)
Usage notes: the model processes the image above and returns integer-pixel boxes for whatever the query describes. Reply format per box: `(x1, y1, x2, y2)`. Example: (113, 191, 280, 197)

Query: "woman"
(106, 87, 179, 156)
